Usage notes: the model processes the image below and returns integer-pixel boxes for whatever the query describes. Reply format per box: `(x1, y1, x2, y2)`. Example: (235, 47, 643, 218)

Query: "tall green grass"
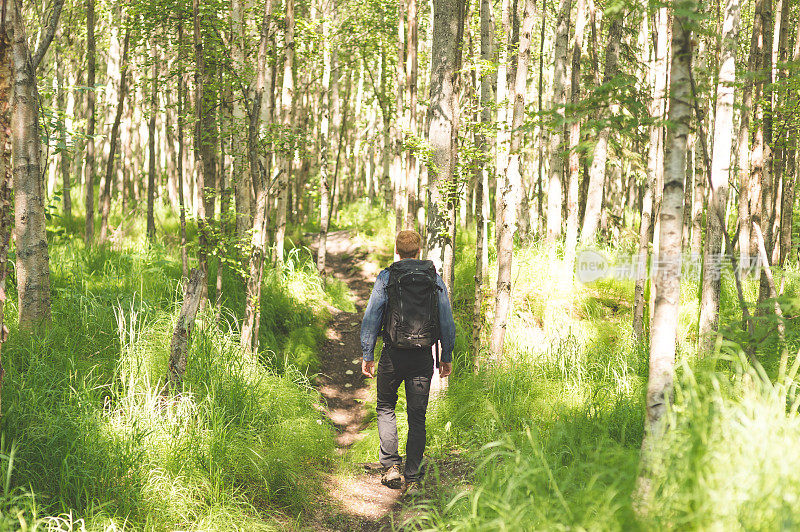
(390, 220, 800, 530)
(0, 218, 348, 530)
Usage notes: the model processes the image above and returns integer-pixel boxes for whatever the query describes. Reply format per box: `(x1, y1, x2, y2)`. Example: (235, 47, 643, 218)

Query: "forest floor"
(308, 230, 403, 531)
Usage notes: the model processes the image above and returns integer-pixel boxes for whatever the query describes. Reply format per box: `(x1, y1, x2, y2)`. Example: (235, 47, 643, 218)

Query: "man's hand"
(362, 359, 375, 378)
(439, 362, 452, 378)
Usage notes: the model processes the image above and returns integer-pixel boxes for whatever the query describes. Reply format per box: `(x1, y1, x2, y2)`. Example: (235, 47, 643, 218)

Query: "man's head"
(395, 230, 422, 259)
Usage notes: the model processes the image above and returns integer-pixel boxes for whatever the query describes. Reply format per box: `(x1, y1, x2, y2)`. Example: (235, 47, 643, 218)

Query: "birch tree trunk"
(317, 5, 333, 275)
(177, 20, 188, 278)
(640, 1, 693, 482)
(490, 0, 535, 359)
(275, 0, 294, 265)
(545, 0, 571, 248)
(425, 0, 459, 286)
(564, 0, 587, 273)
(494, 0, 511, 242)
(394, 0, 406, 230)
(55, 35, 71, 220)
(10, 0, 51, 328)
(471, 0, 492, 366)
(698, 0, 739, 354)
(232, 0, 251, 240)
(755, 0, 774, 311)
(85, 0, 96, 245)
(166, 268, 205, 391)
(633, 6, 668, 341)
(781, 19, 800, 267)
(193, 0, 211, 302)
(146, 43, 159, 241)
(240, 0, 273, 353)
(580, 15, 621, 245)
(99, 29, 130, 243)
(404, 0, 418, 229)
(736, 0, 765, 269)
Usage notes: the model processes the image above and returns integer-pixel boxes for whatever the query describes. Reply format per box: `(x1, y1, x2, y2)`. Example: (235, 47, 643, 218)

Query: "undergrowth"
(331, 204, 800, 531)
(0, 211, 348, 530)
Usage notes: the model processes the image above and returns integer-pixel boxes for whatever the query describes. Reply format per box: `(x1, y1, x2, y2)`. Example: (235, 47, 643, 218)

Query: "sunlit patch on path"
(309, 230, 402, 531)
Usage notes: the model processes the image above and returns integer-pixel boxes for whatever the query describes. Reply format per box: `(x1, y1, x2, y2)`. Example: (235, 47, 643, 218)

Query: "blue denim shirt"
(360, 265, 456, 363)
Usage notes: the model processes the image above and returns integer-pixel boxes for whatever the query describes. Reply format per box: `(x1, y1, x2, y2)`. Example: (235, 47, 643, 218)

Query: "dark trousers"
(376, 345, 433, 482)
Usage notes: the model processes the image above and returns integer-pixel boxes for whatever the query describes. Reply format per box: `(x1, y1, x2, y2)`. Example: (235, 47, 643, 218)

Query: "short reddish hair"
(396, 230, 422, 259)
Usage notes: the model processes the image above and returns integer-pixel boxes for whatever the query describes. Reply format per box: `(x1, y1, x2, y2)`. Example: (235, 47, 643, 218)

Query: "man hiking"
(360, 230, 456, 497)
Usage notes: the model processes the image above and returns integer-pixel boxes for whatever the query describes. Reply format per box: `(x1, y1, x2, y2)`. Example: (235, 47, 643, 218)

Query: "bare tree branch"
(31, 0, 65, 71)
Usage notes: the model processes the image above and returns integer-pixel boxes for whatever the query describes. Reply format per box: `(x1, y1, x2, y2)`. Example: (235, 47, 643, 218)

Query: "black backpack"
(382, 259, 441, 350)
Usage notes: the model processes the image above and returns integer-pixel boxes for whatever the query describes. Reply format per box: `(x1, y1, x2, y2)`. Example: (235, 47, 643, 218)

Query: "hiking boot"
(402, 480, 422, 498)
(381, 465, 402, 489)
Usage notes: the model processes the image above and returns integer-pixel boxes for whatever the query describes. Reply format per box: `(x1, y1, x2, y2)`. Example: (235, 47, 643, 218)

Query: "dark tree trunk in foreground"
(10, 0, 51, 328)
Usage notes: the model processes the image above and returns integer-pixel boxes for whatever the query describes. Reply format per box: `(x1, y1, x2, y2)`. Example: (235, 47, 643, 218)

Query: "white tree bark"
(643, 6, 693, 448)
(698, 0, 739, 354)
(490, 0, 535, 359)
(580, 16, 621, 245)
(545, 0, 571, 249)
(10, 0, 51, 327)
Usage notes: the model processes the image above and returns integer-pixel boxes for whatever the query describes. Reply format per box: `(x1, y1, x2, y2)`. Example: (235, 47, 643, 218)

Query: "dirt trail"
(308, 231, 402, 531)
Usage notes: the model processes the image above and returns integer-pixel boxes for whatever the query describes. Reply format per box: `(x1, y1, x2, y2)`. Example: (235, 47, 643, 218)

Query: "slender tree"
(490, 0, 535, 359)
(755, 0, 774, 312)
(231, 0, 251, 240)
(564, 0, 587, 272)
(177, 18, 189, 277)
(471, 0, 492, 365)
(581, 15, 622, 245)
(698, 0, 739, 353)
(55, 30, 71, 220)
(85, 0, 96, 245)
(241, 0, 274, 353)
(640, 0, 693, 485)
(146, 40, 159, 240)
(633, 5, 669, 340)
(317, 4, 333, 275)
(545, 0, 571, 249)
(274, 0, 295, 265)
(99, 28, 130, 243)
(404, 0, 418, 229)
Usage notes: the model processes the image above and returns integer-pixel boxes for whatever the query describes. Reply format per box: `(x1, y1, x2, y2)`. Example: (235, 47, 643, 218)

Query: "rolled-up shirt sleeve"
(436, 276, 456, 363)
(360, 269, 390, 361)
